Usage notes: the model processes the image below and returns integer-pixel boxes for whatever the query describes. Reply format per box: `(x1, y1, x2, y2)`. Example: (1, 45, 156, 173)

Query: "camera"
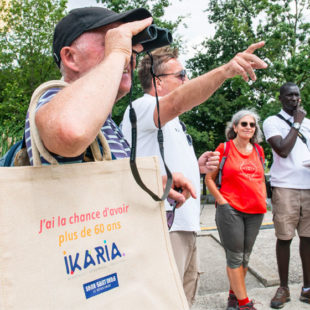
(132, 25, 173, 53)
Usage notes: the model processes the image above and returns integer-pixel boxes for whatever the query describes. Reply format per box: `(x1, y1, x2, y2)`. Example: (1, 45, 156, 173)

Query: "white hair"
(225, 108, 263, 143)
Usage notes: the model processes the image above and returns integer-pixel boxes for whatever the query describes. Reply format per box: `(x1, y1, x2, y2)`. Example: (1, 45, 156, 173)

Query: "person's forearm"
(157, 65, 228, 126)
(268, 130, 299, 158)
(36, 52, 127, 157)
(278, 130, 300, 156)
(205, 173, 227, 205)
(173, 65, 228, 111)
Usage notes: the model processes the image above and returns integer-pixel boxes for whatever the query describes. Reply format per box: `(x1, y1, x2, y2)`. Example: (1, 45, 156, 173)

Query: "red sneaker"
(239, 300, 256, 310)
(227, 293, 238, 310)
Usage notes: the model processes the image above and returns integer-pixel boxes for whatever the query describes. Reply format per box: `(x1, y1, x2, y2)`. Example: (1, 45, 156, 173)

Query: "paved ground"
(192, 203, 308, 310)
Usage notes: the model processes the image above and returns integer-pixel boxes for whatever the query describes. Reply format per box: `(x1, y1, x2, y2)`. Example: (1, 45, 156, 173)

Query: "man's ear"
(278, 93, 283, 102)
(60, 46, 79, 73)
(154, 76, 163, 92)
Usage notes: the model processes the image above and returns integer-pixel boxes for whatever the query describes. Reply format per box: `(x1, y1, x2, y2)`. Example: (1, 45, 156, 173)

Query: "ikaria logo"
(63, 240, 124, 275)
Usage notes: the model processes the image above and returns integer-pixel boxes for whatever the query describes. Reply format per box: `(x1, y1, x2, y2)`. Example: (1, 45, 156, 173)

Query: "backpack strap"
(217, 140, 231, 189)
(253, 143, 272, 197)
(253, 143, 265, 169)
(2, 137, 24, 167)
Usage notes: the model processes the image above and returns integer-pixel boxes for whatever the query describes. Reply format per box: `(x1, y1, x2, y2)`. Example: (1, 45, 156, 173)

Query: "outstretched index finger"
(245, 41, 265, 54)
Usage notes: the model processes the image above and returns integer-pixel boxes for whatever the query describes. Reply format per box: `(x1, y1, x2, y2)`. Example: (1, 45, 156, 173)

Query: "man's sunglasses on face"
(157, 69, 187, 81)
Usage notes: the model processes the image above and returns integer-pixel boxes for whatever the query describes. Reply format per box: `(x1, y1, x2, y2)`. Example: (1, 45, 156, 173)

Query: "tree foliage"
(95, 0, 183, 34)
(184, 0, 310, 163)
(0, 0, 184, 155)
(0, 0, 67, 154)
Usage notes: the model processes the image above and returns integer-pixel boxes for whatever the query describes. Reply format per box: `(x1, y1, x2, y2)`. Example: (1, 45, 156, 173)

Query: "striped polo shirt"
(25, 88, 131, 165)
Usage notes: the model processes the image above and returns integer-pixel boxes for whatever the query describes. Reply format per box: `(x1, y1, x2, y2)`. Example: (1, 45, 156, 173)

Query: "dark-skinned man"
(263, 82, 310, 308)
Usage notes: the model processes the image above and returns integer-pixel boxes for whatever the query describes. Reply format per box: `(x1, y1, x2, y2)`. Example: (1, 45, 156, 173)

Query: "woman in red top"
(206, 109, 267, 310)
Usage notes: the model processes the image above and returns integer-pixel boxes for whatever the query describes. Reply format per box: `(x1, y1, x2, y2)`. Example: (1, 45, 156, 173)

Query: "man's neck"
(283, 109, 293, 116)
(148, 89, 157, 97)
(148, 88, 165, 97)
(281, 108, 294, 117)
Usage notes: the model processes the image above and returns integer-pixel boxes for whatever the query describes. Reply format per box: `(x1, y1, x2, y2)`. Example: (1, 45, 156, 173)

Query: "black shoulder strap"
(217, 140, 230, 189)
(253, 143, 265, 169)
(276, 113, 307, 145)
(127, 54, 172, 201)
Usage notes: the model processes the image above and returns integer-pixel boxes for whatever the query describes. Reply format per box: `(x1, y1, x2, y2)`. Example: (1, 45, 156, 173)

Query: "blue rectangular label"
(83, 273, 119, 299)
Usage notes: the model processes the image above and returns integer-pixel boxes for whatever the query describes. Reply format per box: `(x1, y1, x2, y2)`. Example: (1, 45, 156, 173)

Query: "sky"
(66, 0, 214, 65)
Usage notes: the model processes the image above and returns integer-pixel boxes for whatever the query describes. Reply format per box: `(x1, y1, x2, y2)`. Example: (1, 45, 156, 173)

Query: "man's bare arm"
(267, 106, 306, 158)
(155, 41, 267, 127)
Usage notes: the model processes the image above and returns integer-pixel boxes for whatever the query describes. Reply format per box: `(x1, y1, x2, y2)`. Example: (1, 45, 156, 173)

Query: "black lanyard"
(127, 54, 172, 201)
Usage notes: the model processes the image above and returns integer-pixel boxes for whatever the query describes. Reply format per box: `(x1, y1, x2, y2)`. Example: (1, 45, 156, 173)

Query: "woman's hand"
(217, 198, 229, 205)
(205, 169, 228, 207)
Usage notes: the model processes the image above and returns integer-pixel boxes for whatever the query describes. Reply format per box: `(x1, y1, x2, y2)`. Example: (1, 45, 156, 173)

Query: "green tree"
(0, 0, 67, 154)
(184, 0, 310, 163)
(96, 0, 185, 125)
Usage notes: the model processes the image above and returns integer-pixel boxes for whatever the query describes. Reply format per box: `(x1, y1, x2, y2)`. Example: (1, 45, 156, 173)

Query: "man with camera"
(24, 6, 266, 206)
(121, 45, 267, 307)
(24, 7, 199, 203)
(263, 82, 310, 308)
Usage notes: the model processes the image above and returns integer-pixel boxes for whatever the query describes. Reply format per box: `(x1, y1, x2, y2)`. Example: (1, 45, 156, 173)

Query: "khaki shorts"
(272, 187, 310, 239)
(169, 231, 200, 308)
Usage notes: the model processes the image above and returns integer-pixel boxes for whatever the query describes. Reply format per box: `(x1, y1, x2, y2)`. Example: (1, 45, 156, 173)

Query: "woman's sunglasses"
(240, 121, 256, 128)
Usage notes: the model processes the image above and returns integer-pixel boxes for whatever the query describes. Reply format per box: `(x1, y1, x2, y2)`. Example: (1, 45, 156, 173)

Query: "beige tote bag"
(0, 81, 188, 310)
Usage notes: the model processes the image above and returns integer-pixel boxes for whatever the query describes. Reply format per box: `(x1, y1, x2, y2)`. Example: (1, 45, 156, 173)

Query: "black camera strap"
(128, 54, 172, 201)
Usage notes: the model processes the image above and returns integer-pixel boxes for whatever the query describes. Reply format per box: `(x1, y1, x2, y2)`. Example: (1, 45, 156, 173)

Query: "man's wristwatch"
(292, 122, 301, 130)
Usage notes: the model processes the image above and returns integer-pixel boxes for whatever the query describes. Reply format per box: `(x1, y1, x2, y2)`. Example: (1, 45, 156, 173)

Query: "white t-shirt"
(263, 109, 310, 189)
(122, 94, 201, 231)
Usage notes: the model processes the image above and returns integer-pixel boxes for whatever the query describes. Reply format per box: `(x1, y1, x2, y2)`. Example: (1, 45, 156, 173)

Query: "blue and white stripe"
(24, 88, 131, 165)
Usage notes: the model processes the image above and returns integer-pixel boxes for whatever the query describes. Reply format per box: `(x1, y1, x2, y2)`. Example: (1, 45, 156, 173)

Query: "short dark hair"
(279, 82, 298, 96)
(138, 46, 179, 92)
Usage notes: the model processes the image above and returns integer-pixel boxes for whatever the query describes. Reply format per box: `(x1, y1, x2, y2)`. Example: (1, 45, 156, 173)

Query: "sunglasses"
(157, 69, 187, 81)
(166, 192, 181, 229)
(240, 121, 256, 128)
(166, 207, 176, 230)
(180, 120, 193, 146)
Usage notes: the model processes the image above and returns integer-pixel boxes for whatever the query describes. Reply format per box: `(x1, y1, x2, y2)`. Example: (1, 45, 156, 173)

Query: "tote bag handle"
(28, 80, 111, 166)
